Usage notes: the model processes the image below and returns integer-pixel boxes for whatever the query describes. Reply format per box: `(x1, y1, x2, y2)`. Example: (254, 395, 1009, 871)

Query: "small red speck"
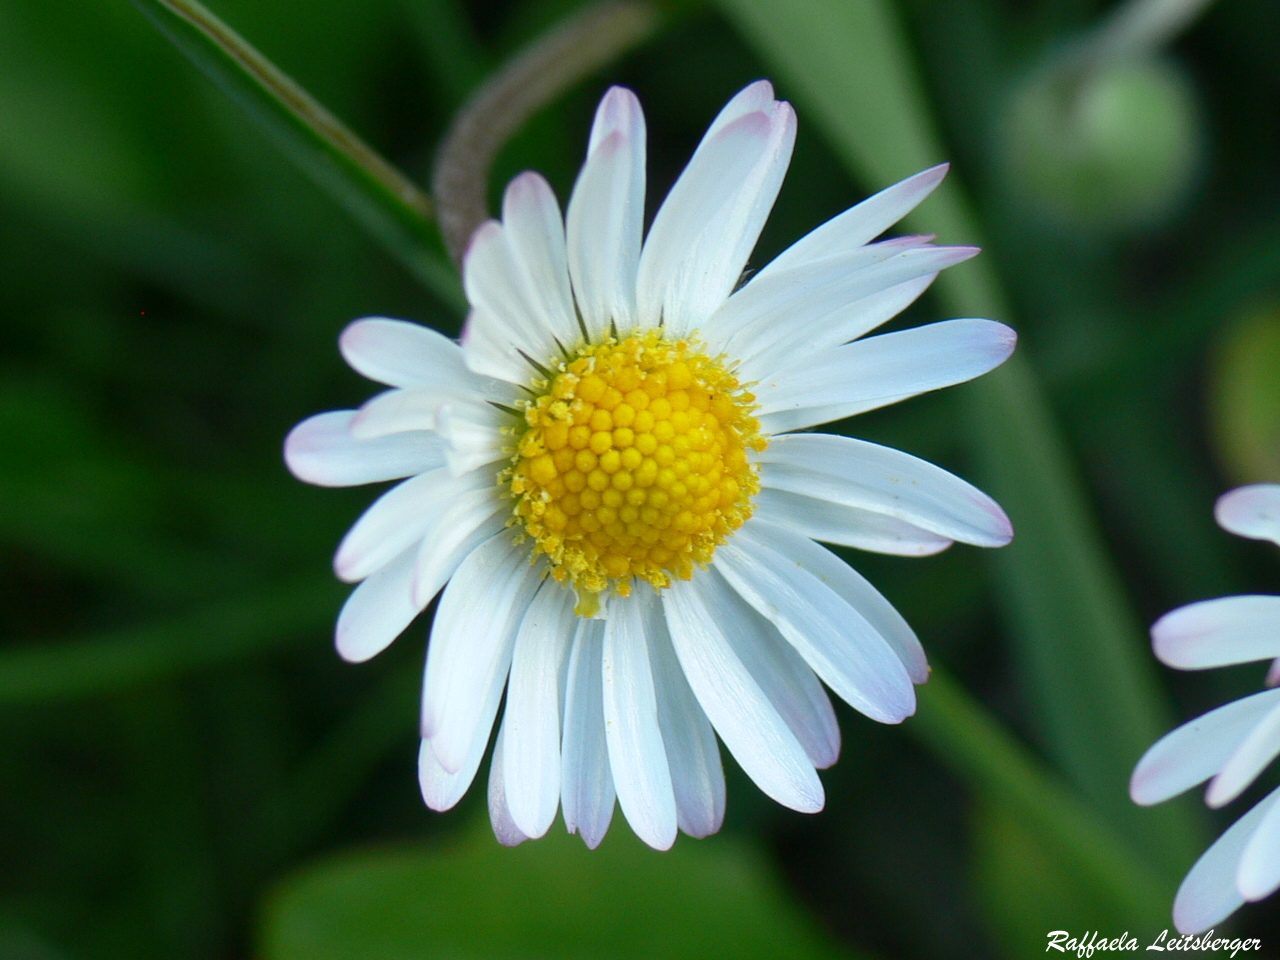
(140, 311, 146, 315)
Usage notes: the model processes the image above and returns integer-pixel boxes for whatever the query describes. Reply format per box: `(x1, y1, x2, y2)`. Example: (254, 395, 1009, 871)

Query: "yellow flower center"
(506, 329, 765, 616)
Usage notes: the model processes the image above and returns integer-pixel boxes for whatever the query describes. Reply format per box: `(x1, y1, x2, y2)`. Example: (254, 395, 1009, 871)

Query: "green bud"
(1003, 56, 1202, 230)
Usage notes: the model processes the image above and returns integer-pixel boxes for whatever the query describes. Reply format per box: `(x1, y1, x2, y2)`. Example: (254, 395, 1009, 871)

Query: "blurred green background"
(3, 0, 1280, 957)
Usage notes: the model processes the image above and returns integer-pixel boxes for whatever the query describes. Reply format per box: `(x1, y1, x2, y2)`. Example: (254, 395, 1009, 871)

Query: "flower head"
(285, 82, 1015, 849)
(1132, 484, 1280, 932)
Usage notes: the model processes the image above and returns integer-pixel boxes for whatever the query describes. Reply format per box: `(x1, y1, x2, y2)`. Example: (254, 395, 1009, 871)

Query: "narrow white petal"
(1208, 699, 1280, 807)
(437, 402, 507, 475)
(1238, 789, 1280, 900)
(412, 484, 507, 606)
(501, 172, 580, 349)
(421, 534, 542, 772)
(754, 487, 953, 558)
(637, 103, 795, 336)
(664, 577, 823, 812)
(1216, 484, 1280, 548)
(1153, 596, 1280, 669)
(1130, 688, 1280, 806)
(714, 529, 916, 723)
(759, 434, 1013, 548)
(748, 518, 930, 685)
(759, 164, 950, 277)
(421, 584, 523, 810)
(699, 567, 840, 769)
(1268, 658, 1280, 688)
(704, 243, 976, 355)
(459, 305, 533, 385)
(561, 619, 616, 849)
(487, 721, 529, 847)
(350, 388, 510, 440)
(283, 411, 444, 487)
(339, 317, 480, 390)
(504, 585, 575, 839)
(704, 79, 777, 137)
(602, 591, 677, 850)
(419, 738, 471, 812)
(334, 545, 421, 663)
(567, 87, 644, 338)
(737, 274, 936, 384)
(1173, 786, 1280, 934)
(461, 222, 559, 383)
(648, 605, 726, 837)
(754, 319, 1017, 431)
(418, 725, 488, 813)
(333, 468, 481, 583)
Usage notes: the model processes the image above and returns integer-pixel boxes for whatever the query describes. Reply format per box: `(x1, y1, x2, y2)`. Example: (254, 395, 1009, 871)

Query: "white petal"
(1153, 595, 1280, 669)
(754, 486, 953, 558)
(504, 584, 575, 839)
(501, 172, 580, 349)
(647, 605, 726, 837)
(602, 590, 677, 850)
(1268, 658, 1280, 688)
(334, 545, 421, 663)
(283, 411, 444, 487)
(1130, 688, 1280, 806)
(1208, 698, 1280, 807)
(698, 567, 840, 769)
(664, 576, 823, 812)
(461, 222, 560, 383)
(333, 468, 481, 583)
(421, 584, 523, 810)
(748, 518, 930, 685)
(1173, 786, 1280, 934)
(714, 528, 917, 723)
(418, 712, 492, 813)
(703, 243, 976, 356)
(754, 319, 1017, 432)
(637, 102, 795, 337)
(412, 484, 507, 607)
(421, 534, 542, 772)
(339, 317, 477, 390)
(561, 618, 616, 849)
(1216, 484, 1280, 548)
(1238, 788, 1280, 900)
(567, 87, 644, 338)
(437, 402, 507, 475)
(736, 274, 936, 384)
(350, 389, 508, 440)
(758, 434, 1013, 548)
(487, 721, 529, 847)
(758, 164, 950, 277)
(705, 79, 777, 137)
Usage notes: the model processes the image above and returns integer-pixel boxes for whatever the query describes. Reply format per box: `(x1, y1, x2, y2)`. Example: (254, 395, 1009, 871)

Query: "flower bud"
(1003, 56, 1202, 230)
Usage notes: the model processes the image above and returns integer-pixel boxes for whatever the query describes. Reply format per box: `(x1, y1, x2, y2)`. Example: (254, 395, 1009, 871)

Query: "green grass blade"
(714, 0, 1199, 874)
(0, 578, 340, 706)
(912, 667, 1171, 928)
(125, 0, 464, 309)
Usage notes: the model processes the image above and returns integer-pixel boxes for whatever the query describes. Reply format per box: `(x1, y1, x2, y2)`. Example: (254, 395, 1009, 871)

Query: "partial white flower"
(1131, 483, 1280, 932)
(285, 81, 1015, 850)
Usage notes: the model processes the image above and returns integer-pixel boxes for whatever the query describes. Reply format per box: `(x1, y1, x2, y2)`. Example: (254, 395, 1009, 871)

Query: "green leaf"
(126, 0, 464, 310)
(714, 0, 1199, 874)
(260, 820, 859, 960)
(1209, 306, 1280, 484)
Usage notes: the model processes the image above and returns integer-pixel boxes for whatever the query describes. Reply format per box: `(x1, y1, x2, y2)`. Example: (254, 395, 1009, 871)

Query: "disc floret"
(506, 329, 765, 616)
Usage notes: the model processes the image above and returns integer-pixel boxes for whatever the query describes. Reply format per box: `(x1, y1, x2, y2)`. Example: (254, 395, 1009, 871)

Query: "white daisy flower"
(1132, 484, 1280, 933)
(285, 82, 1016, 850)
